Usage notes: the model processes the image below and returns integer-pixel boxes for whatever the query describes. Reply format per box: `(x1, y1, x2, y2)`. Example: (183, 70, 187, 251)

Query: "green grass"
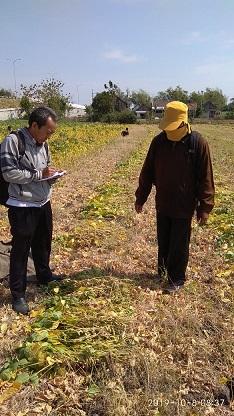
(0, 278, 136, 385)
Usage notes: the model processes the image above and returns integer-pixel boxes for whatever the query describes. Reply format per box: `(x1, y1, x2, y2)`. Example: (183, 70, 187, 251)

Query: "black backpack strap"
(10, 130, 26, 158)
(44, 141, 48, 154)
(10, 129, 49, 163)
(190, 131, 199, 152)
(17, 130, 26, 157)
(189, 131, 201, 201)
(187, 131, 199, 168)
(9, 130, 27, 198)
(44, 141, 49, 161)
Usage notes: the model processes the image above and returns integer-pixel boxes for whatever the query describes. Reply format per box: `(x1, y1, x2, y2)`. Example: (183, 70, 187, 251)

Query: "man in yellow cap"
(135, 101, 215, 293)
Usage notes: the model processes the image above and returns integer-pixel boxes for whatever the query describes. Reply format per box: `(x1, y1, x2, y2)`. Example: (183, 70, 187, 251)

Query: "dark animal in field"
(121, 127, 129, 136)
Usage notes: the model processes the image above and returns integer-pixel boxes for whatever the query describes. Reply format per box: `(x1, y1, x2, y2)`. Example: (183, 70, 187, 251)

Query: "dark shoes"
(37, 273, 64, 286)
(11, 274, 64, 314)
(163, 281, 185, 294)
(46, 274, 64, 283)
(12, 298, 29, 315)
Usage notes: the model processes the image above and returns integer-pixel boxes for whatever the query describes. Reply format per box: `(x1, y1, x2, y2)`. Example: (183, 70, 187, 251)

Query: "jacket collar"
(20, 127, 42, 147)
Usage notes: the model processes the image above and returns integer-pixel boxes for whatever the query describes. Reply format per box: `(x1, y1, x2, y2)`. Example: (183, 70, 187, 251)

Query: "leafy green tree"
(189, 91, 203, 106)
(203, 88, 227, 110)
(100, 110, 137, 123)
(166, 86, 189, 102)
(153, 90, 168, 101)
(92, 81, 130, 120)
(20, 78, 70, 117)
(104, 80, 129, 109)
(224, 98, 234, 119)
(130, 89, 152, 110)
(0, 88, 13, 98)
(92, 92, 113, 121)
(20, 96, 33, 118)
(85, 105, 93, 121)
(188, 91, 204, 116)
(117, 109, 137, 123)
(228, 98, 234, 111)
(104, 80, 118, 94)
(154, 85, 189, 103)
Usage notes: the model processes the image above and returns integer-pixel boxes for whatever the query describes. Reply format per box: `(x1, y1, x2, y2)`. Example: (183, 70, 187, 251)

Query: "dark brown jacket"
(135, 131, 215, 218)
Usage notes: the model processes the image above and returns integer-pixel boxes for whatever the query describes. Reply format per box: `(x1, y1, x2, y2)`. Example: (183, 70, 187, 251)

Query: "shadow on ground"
(0, 266, 164, 308)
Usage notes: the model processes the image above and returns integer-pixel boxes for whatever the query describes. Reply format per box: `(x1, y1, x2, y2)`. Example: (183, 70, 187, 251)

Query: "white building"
(0, 108, 20, 121)
(66, 103, 86, 118)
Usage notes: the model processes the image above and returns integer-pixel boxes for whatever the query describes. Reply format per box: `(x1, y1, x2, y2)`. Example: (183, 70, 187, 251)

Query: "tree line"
(87, 82, 234, 122)
(1, 80, 234, 120)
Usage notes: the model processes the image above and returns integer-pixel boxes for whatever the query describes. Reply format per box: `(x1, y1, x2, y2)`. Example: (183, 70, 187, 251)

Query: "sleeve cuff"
(34, 170, 42, 181)
(196, 204, 213, 214)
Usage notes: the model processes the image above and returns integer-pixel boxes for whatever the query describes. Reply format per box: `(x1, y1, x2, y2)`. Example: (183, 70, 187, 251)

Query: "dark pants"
(8, 201, 53, 299)
(156, 213, 192, 284)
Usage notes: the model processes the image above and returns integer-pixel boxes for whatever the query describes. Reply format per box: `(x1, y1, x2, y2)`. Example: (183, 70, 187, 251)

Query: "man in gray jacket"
(1, 106, 62, 314)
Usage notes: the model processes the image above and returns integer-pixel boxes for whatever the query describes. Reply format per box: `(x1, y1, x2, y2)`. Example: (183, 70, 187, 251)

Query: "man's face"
(31, 117, 57, 144)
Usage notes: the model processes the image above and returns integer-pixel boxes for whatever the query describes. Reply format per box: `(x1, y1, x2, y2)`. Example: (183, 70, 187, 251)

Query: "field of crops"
(0, 121, 233, 416)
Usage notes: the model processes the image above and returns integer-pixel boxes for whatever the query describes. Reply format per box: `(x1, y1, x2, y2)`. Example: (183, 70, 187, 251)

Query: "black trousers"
(156, 213, 192, 283)
(8, 201, 53, 299)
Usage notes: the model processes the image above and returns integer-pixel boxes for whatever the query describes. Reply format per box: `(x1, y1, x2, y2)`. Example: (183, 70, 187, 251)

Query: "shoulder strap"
(44, 141, 49, 157)
(188, 131, 200, 177)
(187, 131, 199, 159)
(10, 130, 49, 161)
(10, 130, 26, 157)
(190, 131, 199, 153)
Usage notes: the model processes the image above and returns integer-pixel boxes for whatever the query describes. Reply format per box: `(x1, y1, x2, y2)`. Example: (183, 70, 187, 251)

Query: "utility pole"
(11, 58, 22, 96)
(76, 86, 79, 104)
(200, 90, 204, 115)
(76, 84, 84, 104)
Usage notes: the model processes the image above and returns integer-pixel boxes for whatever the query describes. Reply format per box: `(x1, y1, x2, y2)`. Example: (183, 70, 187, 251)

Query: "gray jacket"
(1, 128, 52, 204)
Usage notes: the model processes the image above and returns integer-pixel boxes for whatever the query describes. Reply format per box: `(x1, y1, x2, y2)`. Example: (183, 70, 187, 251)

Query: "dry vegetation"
(0, 99, 20, 109)
(0, 121, 233, 416)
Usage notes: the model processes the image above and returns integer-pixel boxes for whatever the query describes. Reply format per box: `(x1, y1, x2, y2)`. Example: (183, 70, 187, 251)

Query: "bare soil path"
(52, 125, 151, 234)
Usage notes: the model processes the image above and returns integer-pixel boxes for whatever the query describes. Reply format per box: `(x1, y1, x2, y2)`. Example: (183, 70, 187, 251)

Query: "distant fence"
(0, 108, 20, 121)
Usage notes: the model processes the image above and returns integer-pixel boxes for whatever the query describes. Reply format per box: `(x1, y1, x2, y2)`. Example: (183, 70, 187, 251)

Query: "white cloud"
(191, 31, 203, 40)
(103, 48, 139, 63)
(182, 30, 234, 48)
(195, 60, 234, 76)
(182, 31, 209, 45)
(223, 38, 234, 49)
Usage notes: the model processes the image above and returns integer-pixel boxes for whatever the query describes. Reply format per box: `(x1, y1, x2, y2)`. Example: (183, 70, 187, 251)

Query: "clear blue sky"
(1, 0, 234, 104)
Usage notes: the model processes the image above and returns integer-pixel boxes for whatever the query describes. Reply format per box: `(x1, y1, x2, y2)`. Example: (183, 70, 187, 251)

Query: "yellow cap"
(159, 101, 188, 131)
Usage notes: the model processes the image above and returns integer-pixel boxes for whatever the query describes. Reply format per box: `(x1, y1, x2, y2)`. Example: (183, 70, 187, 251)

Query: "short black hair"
(28, 106, 57, 128)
